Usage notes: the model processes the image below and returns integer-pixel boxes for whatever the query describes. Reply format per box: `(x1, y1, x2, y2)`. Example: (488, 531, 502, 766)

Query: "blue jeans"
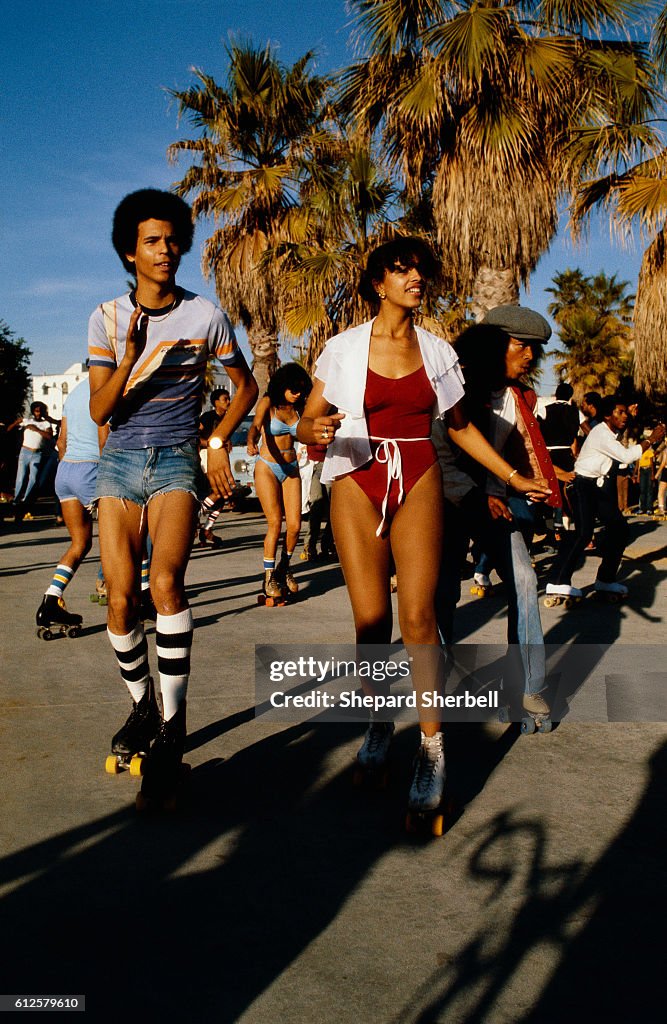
(14, 447, 44, 506)
(96, 441, 207, 506)
(435, 491, 545, 695)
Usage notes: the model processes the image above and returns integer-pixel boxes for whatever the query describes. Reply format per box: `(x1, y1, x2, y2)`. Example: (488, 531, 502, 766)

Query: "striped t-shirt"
(88, 289, 241, 448)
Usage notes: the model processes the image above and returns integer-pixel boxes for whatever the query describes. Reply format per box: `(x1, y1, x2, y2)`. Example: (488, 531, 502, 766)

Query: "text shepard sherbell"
(269, 689, 499, 711)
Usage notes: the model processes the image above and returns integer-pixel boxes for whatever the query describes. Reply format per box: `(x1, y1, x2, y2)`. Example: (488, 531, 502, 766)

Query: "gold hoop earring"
(378, 291, 386, 300)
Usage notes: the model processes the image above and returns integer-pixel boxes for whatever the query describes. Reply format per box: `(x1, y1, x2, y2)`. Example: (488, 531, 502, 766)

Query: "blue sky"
(2, 0, 650, 391)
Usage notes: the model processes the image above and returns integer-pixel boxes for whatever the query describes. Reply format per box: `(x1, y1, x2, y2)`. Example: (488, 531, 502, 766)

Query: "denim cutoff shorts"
(95, 442, 207, 506)
(55, 460, 99, 508)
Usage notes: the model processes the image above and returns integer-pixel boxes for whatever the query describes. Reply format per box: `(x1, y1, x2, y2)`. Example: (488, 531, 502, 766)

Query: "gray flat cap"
(482, 304, 552, 343)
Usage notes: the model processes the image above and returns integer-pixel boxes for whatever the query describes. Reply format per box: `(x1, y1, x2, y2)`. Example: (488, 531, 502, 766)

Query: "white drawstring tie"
(370, 436, 431, 537)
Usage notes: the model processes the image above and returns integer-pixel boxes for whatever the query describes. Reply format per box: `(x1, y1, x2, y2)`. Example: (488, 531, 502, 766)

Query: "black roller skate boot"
(106, 678, 161, 776)
(36, 594, 83, 640)
(137, 700, 189, 810)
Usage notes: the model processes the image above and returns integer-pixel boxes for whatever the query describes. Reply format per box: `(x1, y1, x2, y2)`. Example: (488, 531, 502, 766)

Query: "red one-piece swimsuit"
(349, 365, 437, 533)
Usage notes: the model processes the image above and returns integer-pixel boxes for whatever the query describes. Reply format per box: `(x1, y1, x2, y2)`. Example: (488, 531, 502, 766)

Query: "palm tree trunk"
(247, 326, 279, 398)
(633, 228, 667, 395)
(470, 266, 519, 322)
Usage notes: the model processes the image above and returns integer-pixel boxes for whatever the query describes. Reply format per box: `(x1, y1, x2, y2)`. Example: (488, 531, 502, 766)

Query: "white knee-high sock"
(156, 609, 193, 720)
(107, 625, 150, 703)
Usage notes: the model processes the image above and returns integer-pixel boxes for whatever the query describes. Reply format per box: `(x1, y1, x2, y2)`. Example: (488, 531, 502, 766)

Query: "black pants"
(549, 475, 629, 585)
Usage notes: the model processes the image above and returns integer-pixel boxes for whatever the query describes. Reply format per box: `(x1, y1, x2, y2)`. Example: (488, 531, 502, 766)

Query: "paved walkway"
(0, 509, 665, 1022)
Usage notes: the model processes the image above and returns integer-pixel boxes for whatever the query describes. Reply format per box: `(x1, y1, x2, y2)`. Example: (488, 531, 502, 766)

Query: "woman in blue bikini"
(248, 363, 312, 598)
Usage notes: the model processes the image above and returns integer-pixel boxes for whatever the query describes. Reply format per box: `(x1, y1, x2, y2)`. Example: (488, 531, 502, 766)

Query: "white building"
(31, 363, 234, 421)
(31, 363, 88, 420)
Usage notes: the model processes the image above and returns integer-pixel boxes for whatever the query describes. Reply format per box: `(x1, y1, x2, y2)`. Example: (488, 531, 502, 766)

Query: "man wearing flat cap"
(434, 304, 559, 728)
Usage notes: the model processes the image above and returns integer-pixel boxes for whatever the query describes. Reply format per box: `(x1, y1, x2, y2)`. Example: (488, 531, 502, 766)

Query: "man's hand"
(123, 307, 148, 367)
(649, 423, 665, 446)
(509, 473, 552, 503)
(488, 496, 512, 521)
(206, 446, 236, 499)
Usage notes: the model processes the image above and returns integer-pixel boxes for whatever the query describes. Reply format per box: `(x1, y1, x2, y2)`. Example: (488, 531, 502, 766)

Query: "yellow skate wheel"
(431, 814, 444, 838)
(105, 755, 122, 775)
(129, 754, 144, 777)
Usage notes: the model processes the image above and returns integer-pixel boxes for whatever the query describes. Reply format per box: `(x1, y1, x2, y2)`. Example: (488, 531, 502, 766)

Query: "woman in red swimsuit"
(298, 238, 549, 820)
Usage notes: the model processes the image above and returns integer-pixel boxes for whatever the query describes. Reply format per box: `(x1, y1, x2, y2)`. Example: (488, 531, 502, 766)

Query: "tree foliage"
(547, 268, 634, 398)
(0, 320, 32, 423)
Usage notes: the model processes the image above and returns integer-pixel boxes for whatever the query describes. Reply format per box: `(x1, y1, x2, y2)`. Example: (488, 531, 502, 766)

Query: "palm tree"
(168, 42, 332, 396)
(341, 0, 656, 318)
(568, 2, 667, 393)
(547, 268, 635, 399)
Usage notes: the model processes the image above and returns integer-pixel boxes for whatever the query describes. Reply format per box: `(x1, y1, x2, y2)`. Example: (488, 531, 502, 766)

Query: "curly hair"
(358, 237, 438, 307)
(111, 189, 194, 273)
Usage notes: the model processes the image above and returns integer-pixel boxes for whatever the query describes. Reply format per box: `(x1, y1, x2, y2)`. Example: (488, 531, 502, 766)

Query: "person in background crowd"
(546, 396, 665, 601)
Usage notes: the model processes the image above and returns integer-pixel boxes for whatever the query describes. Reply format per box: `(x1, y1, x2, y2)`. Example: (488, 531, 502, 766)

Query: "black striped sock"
(156, 609, 193, 720)
(107, 625, 150, 702)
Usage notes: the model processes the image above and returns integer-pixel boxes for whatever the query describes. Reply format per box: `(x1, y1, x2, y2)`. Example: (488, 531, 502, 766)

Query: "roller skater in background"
(89, 189, 257, 808)
(198, 387, 231, 547)
(299, 240, 550, 832)
(8, 401, 54, 522)
(247, 364, 312, 604)
(546, 396, 664, 605)
(36, 377, 109, 640)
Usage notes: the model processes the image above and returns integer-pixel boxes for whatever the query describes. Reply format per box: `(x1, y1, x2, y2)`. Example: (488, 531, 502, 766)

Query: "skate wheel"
(129, 754, 144, 777)
(538, 719, 553, 734)
(36, 627, 53, 641)
(67, 625, 82, 638)
(105, 755, 122, 775)
(521, 717, 537, 735)
(543, 597, 559, 609)
(90, 594, 99, 603)
(98, 596, 108, 606)
(431, 814, 444, 838)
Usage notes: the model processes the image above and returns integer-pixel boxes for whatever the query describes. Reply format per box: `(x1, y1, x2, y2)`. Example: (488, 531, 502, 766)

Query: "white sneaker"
(356, 721, 395, 769)
(546, 583, 583, 598)
(408, 731, 445, 812)
(473, 572, 491, 588)
(594, 580, 628, 596)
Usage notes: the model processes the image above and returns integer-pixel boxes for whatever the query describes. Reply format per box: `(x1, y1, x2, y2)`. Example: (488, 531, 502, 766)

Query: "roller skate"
(198, 526, 223, 549)
(36, 595, 83, 640)
(406, 731, 448, 837)
(90, 577, 107, 606)
(543, 583, 583, 609)
(470, 572, 492, 598)
(521, 691, 552, 734)
(277, 555, 299, 596)
(136, 700, 191, 811)
(105, 678, 160, 776)
(593, 579, 627, 604)
(299, 543, 317, 562)
(257, 569, 287, 607)
(353, 720, 394, 788)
